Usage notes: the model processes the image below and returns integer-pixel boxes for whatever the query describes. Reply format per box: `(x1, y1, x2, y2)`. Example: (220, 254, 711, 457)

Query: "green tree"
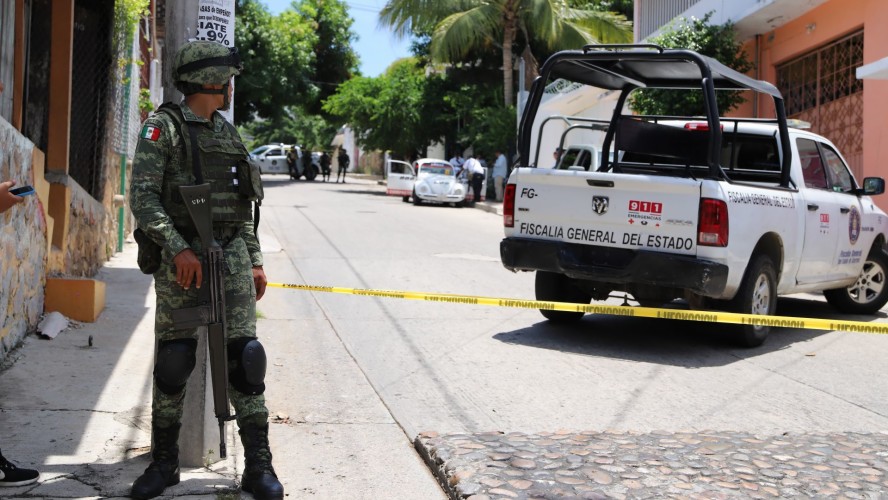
(295, 0, 360, 115)
(460, 105, 516, 160)
(242, 110, 337, 150)
(628, 13, 754, 116)
(324, 59, 432, 156)
(235, 0, 359, 150)
(574, 0, 633, 21)
(294, 114, 340, 151)
(234, 0, 316, 124)
(379, 0, 632, 107)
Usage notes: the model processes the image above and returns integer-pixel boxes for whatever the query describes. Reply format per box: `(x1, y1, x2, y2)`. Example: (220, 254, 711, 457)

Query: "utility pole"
(163, 0, 236, 467)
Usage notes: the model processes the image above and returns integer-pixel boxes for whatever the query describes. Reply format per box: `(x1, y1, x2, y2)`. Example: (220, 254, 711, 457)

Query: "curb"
(414, 433, 461, 500)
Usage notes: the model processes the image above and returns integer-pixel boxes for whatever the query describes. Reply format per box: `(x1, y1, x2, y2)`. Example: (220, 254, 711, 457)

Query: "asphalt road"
(255, 175, 888, 498)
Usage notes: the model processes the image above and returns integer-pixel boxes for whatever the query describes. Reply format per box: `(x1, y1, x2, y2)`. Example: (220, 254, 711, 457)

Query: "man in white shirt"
(492, 150, 508, 202)
(463, 156, 485, 205)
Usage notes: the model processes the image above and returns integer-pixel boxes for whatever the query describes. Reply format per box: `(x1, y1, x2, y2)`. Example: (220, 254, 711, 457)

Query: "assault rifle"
(171, 183, 233, 458)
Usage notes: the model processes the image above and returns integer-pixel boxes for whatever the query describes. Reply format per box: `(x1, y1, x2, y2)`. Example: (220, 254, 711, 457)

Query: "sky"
(260, 0, 413, 77)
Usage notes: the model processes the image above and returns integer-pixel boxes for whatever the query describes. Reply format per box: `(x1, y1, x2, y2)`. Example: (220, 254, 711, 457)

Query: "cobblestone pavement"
(415, 430, 888, 499)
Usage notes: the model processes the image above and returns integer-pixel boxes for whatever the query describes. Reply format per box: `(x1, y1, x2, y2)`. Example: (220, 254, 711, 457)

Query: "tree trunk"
(521, 44, 539, 90)
(502, 12, 517, 107)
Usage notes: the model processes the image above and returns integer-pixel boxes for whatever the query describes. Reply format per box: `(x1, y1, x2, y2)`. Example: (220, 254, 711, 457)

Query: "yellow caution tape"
(266, 283, 888, 335)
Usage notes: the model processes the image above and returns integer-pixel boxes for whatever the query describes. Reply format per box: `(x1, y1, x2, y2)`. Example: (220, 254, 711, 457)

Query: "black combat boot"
(239, 418, 284, 500)
(130, 423, 181, 499)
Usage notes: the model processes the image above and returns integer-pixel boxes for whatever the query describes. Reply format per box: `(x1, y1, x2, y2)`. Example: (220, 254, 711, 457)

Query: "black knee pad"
(154, 338, 197, 395)
(228, 337, 266, 395)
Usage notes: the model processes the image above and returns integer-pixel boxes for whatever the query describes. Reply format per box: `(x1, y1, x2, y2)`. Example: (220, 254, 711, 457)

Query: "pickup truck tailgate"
(510, 169, 702, 256)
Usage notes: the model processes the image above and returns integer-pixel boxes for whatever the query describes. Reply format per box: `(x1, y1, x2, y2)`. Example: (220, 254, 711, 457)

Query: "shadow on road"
(492, 294, 884, 367)
(320, 187, 388, 197)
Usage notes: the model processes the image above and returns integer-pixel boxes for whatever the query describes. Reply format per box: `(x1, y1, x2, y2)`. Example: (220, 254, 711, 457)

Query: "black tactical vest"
(156, 103, 255, 224)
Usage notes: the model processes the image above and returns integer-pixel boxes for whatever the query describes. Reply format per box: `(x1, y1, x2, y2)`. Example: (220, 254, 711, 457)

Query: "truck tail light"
(684, 122, 723, 131)
(504, 184, 516, 227)
(698, 198, 728, 247)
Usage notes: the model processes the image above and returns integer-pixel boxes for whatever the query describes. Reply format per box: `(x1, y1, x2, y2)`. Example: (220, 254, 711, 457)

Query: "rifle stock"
(176, 183, 233, 459)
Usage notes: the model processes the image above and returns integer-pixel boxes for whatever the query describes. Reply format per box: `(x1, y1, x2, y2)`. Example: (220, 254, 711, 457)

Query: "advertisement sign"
(196, 0, 235, 47)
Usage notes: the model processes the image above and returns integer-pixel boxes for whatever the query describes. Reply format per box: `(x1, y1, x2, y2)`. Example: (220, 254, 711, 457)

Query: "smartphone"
(9, 185, 35, 196)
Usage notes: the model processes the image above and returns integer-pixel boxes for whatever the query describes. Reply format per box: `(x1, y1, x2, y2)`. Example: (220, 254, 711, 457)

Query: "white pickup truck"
(501, 45, 888, 347)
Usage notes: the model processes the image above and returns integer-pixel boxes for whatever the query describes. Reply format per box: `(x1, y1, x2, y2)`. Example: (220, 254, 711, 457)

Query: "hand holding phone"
(0, 180, 26, 213)
(9, 185, 35, 196)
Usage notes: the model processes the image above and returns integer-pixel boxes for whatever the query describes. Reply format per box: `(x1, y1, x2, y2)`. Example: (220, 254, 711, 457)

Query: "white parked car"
(385, 158, 486, 206)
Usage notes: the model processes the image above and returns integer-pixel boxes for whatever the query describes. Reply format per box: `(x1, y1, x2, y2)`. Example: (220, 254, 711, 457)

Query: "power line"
(345, 0, 381, 14)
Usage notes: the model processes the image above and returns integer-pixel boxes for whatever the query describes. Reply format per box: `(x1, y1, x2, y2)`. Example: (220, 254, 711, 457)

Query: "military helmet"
(172, 40, 242, 86)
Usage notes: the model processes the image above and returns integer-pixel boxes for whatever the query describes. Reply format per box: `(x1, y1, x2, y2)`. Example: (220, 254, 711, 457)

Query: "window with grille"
(776, 31, 864, 116)
(775, 30, 865, 178)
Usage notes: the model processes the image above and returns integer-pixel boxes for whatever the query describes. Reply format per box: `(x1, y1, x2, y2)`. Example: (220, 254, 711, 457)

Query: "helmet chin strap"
(196, 83, 230, 110)
(221, 83, 231, 111)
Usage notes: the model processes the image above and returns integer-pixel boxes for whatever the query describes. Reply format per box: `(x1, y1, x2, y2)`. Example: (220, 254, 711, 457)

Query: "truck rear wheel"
(535, 271, 591, 323)
(728, 254, 777, 348)
(824, 249, 888, 314)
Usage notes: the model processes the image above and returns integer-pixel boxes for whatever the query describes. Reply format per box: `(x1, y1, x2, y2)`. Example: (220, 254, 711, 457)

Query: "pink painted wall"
(733, 0, 888, 206)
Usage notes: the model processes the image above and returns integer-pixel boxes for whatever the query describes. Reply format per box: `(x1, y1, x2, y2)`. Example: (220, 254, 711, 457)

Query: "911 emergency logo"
(592, 196, 609, 215)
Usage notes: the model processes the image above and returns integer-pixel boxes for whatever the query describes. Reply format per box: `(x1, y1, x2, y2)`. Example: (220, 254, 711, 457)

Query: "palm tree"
(379, 0, 632, 107)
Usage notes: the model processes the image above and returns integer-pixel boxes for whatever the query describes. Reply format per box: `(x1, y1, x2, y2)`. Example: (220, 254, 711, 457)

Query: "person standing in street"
(492, 149, 508, 202)
(318, 152, 330, 182)
(336, 148, 349, 183)
(128, 41, 283, 500)
(0, 179, 41, 489)
(301, 149, 315, 181)
(463, 155, 485, 206)
(286, 147, 298, 180)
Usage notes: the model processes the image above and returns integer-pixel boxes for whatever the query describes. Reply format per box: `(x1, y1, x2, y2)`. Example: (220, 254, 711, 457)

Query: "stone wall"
(45, 169, 116, 278)
(0, 118, 48, 358)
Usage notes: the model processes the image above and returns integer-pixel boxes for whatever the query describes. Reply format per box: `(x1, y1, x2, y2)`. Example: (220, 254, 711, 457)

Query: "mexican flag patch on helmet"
(141, 124, 161, 142)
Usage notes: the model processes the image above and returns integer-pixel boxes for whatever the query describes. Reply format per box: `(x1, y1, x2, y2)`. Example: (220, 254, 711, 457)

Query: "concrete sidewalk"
(0, 243, 237, 499)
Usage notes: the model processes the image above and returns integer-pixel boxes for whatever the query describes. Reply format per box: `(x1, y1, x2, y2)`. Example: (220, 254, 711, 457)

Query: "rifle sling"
(186, 122, 205, 184)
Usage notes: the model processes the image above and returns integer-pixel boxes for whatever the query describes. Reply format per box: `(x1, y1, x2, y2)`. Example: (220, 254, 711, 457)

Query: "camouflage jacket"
(129, 103, 263, 267)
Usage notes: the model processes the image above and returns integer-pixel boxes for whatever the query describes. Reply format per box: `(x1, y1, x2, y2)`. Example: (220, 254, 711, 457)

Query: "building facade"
(639, 0, 888, 205)
(0, 0, 163, 358)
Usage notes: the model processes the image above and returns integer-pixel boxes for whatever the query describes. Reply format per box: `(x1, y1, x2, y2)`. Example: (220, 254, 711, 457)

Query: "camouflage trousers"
(151, 234, 268, 429)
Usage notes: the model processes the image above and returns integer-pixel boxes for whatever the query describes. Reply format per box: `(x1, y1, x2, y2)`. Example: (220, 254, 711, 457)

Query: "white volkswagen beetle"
(386, 158, 486, 206)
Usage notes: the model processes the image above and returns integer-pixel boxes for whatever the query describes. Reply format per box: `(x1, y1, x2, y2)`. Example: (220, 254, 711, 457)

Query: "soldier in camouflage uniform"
(128, 41, 283, 500)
